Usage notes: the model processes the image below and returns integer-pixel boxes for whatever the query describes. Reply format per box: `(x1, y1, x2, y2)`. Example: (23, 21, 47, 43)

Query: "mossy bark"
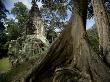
(92, 0, 110, 65)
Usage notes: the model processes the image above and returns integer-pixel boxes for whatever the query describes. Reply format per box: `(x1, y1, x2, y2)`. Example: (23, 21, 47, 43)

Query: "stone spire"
(30, 0, 41, 17)
(26, 0, 46, 43)
(26, 0, 45, 36)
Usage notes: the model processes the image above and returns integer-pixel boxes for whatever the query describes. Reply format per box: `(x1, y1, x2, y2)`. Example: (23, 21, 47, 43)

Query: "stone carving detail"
(8, 1, 49, 67)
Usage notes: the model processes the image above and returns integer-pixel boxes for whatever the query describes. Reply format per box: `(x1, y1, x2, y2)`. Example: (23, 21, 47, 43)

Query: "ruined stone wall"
(8, 35, 49, 67)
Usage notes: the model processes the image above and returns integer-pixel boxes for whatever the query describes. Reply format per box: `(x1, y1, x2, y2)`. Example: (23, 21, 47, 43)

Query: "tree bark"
(92, 0, 110, 64)
(25, 0, 110, 82)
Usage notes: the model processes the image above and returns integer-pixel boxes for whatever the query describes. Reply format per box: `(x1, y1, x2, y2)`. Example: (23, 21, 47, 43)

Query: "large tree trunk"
(92, 0, 110, 64)
(25, 0, 110, 82)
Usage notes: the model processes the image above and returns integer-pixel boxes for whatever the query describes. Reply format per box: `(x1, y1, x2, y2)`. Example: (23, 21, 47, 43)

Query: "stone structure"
(8, 0, 49, 67)
(26, 0, 47, 43)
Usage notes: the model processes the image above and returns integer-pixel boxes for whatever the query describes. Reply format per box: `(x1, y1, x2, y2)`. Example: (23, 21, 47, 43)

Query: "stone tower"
(8, 0, 49, 68)
(26, 0, 45, 38)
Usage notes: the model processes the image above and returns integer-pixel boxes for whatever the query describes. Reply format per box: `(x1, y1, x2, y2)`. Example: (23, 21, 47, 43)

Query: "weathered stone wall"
(8, 35, 49, 67)
(8, 0, 49, 67)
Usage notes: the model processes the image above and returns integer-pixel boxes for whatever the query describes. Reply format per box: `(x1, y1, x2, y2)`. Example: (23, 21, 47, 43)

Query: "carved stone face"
(33, 16, 45, 37)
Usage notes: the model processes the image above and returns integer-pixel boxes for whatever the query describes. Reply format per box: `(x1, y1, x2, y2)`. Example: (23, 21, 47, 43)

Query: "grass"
(2, 59, 37, 82)
(0, 57, 39, 82)
(0, 57, 11, 73)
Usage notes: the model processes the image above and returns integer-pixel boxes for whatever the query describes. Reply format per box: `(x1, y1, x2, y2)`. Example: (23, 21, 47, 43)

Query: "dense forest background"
(0, 0, 110, 82)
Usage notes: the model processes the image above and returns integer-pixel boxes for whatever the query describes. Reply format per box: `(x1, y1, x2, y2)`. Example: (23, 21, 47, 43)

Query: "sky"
(87, 18, 95, 29)
(4, 0, 95, 29)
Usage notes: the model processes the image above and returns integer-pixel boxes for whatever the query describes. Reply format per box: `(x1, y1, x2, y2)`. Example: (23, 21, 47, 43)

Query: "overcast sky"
(5, 0, 95, 29)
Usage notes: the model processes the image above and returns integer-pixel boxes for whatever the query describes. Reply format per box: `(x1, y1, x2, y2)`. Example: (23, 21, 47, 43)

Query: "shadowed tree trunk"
(25, 0, 110, 82)
(92, 0, 110, 65)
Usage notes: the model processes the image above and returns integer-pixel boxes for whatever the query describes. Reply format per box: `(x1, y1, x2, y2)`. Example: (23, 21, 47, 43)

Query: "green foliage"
(40, 0, 71, 43)
(11, 2, 28, 16)
(87, 25, 99, 52)
(0, 0, 7, 20)
(0, 32, 8, 58)
(0, 59, 37, 82)
(46, 28, 58, 43)
(40, 0, 71, 33)
(0, 0, 8, 58)
(5, 2, 28, 41)
(0, 2, 28, 58)
(11, 2, 28, 33)
(0, 57, 11, 73)
(6, 19, 21, 40)
(0, 32, 7, 45)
